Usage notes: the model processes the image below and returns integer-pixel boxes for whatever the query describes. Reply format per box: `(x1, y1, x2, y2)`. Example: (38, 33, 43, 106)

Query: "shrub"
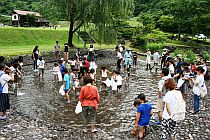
(184, 50, 197, 63)
(118, 27, 136, 40)
(201, 51, 210, 61)
(171, 49, 184, 58)
(146, 43, 164, 53)
(130, 35, 147, 50)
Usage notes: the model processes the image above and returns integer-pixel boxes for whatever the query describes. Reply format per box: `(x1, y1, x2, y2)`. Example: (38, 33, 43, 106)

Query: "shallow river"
(0, 58, 210, 140)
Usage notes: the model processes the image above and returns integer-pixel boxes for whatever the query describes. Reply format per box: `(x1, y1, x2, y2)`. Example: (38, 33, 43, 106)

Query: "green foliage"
(172, 49, 184, 58)
(145, 29, 169, 43)
(137, 13, 155, 34)
(118, 27, 135, 40)
(201, 51, 210, 61)
(0, 15, 11, 25)
(134, 0, 210, 37)
(42, 0, 134, 45)
(130, 35, 147, 50)
(172, 49, 197, 63)
(146, 43, 164, 53)
(25, 14, 37, 27)
(184, 50, 197, 63)
(0, 0, 41, 15)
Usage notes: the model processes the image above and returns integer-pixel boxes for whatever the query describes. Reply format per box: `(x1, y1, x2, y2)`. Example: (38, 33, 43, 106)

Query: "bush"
(130, 35, 147, 50)
(172, 49, 184, 58)
(184, 50, 197, 63)
(118, 27, 135, 40)
(201, 51, 210, 61)
(146, 43, 164, 53)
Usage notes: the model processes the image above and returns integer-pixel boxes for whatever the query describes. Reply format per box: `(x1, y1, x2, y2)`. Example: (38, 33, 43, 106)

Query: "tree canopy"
(40, 0, 134, 45)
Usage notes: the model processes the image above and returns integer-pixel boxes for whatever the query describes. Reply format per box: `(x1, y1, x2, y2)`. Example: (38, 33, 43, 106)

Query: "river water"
(0, 56, 210, 140)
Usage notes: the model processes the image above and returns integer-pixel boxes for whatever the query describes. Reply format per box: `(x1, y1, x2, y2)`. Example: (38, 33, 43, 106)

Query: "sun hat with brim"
(163, 48, 168, 51)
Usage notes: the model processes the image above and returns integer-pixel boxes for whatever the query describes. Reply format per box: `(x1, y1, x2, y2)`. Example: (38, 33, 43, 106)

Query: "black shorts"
(117, 85, 122, 89)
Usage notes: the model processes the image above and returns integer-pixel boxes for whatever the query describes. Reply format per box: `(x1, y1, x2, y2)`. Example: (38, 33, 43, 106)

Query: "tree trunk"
(68, 17, 74, 47)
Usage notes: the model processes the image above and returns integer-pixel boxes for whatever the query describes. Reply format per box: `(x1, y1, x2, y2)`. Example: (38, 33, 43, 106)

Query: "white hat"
(61, 58, 64, 60)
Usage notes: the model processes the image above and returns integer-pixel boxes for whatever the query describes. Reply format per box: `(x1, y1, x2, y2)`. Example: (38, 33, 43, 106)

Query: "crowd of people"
(0, 42, 209, 139)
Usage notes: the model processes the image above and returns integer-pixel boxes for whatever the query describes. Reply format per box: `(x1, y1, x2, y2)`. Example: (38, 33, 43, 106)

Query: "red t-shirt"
(84, 60, 89, 68)
(79, 85, 100, 108)
(191, 65, 197, 73)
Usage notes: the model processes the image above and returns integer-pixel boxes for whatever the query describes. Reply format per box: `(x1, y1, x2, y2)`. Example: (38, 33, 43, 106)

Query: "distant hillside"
(0, 0, 42, 15)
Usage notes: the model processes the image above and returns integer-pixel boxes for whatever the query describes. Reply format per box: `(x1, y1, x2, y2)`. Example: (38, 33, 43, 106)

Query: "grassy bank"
(0, 27, 83, 56)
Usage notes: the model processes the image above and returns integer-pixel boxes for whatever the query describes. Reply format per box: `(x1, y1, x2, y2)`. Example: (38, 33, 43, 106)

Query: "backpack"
(171, 90, 186, 121)
(0, 73, 6, 94)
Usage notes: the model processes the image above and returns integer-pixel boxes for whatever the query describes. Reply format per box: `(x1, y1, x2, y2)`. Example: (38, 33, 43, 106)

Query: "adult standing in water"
(124, 49, 133, 70)
(79, 76, 100, 133)
(0, 64, 14, 120)
(116, 49, 122, 71)
(88, 44, 95, 61)
(191, 66, 207, 114)
(32, 46, 39, 71)
(146, 49, 151, 71)
(64, 43, 69, 61)
(54, 41, 60, 58)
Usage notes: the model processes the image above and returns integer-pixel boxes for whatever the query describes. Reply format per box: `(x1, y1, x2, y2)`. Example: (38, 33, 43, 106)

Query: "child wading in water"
(100, 66, 111, 91)
(37, 56, 46, 80)
(134, 93, 153, 139)
(53, 63, 60, 82)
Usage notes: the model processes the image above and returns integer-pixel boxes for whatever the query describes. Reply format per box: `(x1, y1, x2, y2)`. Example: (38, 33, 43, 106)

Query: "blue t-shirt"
(64, 74, 70, 90)
(137, 103, 152, 126)
(60, 64, 65, 75)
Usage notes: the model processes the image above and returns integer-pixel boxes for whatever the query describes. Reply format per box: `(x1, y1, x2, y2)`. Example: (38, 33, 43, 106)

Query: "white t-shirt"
(163, 90, 183, 119)
(111, 79, 117, 91)
(193, 75, 206, 96)
(0, 71, 11, 93)
(117, 52, 122, 59)
(158, 76, 171, 93)
(153, 52, 160, 63)
(146, 51, 151, 63)
(202, 65, 207, 75)
(101, 70, 108, 78)
(53, 66, 60, 75)
(37, 60, 45, 69)
(71, 60, 76, 66)
(116, 75, 122, 86)
(169, 64, 175, 74)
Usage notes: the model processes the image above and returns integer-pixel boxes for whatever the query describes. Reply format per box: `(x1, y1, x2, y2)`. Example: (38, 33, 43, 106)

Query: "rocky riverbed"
(0, 50, 210, 140)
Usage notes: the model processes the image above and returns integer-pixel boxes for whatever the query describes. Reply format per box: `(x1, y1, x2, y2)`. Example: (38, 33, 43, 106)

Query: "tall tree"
(41, 0, 134, 46)
(163, 0, 210, 39)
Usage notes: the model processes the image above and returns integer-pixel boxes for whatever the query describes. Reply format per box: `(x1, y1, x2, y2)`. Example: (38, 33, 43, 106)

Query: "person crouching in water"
(111, 71, 122, 93)
(134, 93, 153, 139)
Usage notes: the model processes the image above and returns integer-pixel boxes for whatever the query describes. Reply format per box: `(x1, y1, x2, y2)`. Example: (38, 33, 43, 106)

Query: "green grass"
(0, 26, 83, 56)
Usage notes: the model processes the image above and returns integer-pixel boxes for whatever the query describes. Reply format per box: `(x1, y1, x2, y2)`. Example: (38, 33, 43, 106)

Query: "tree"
(41, 0, 134, 46)
(26, 14, 37, 27)
(164, 0, 210, 40)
